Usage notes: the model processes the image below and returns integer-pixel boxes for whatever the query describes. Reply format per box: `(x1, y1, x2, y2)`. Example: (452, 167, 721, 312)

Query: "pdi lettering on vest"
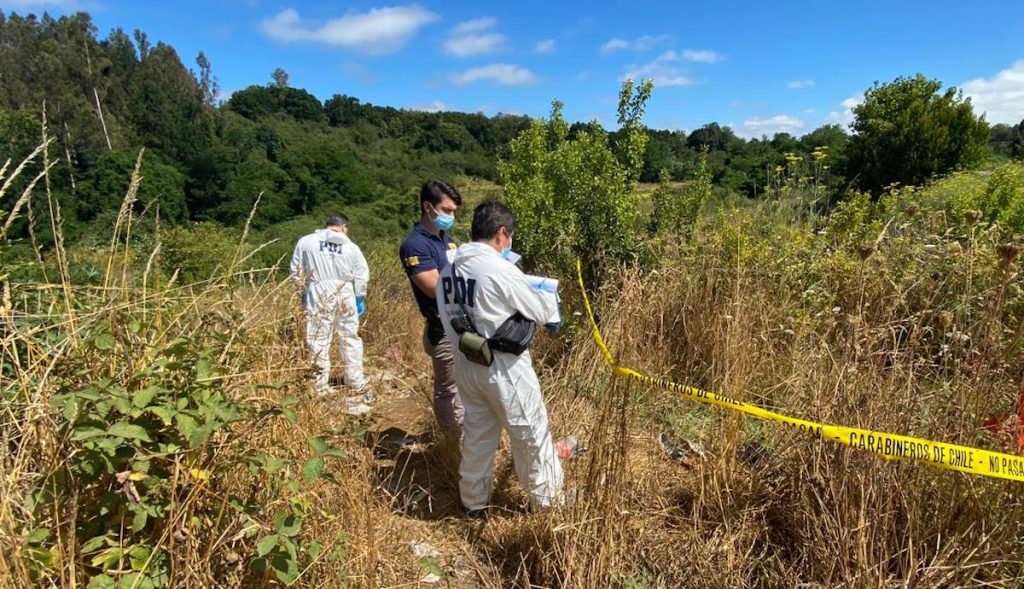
(441, 275, 477, 307)
(318, 241, 345, 254)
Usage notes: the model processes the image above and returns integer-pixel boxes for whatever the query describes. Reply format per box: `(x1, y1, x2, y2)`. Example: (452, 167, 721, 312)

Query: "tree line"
(1, 10, 1021, 247)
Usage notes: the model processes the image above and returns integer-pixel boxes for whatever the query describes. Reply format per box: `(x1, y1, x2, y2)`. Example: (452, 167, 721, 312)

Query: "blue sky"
(8, 0, 1024, 135)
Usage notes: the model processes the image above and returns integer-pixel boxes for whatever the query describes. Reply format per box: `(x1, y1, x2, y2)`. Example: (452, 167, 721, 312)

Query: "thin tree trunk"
(93, 86, 113, 150)
(84, 38, 112, 150)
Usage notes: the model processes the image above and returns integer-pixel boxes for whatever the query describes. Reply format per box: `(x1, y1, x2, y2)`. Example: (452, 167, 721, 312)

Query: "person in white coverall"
(290, 214, 371, 409)
(436, 201, 564, 515)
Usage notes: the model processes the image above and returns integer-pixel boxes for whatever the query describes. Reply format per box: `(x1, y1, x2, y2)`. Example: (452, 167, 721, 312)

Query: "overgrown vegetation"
(5, 106, 1024, 588)
(4, 6, 1024, 588)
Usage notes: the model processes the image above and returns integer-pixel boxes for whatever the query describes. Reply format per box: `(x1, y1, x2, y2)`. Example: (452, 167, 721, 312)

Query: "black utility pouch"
(489, 312, 536, 355)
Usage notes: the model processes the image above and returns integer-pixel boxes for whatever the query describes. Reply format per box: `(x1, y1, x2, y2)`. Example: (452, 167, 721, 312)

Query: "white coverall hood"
(436, 241, 564, 510)
(290, 229, 370, 393)
(320, 228, 349, 244)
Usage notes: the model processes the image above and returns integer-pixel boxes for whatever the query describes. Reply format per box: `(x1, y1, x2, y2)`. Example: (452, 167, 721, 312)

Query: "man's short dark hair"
(325, 214, 348, 228)
(420, 179, 462, 207)
(471, 200, 516, 241)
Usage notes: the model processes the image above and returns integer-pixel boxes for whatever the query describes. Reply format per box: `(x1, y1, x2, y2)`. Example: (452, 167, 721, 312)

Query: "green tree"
(686, 123, 742, 153)
(76, 150, 188, 224)
(0, 12, 123, 154)
(220, 153, 295, 226)
(227, 85, 324, 123)
(324, 94, 363, 127)
(1012, 119, 1024, 159)
(160, 221, 241, 282)
(0, 108, 40, 161)
(990, 123, 1015, 157)
(499, 80, 653, 282)
(128, 43, 208, 164)
(800, 124, 850, 188)
(271, 67, 289, 88)
(650, 147, 712, 236)
(195, 51, 219, 107)
(846, 74, 989, 193)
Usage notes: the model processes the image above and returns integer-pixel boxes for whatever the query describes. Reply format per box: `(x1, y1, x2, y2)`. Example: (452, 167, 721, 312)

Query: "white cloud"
(451, 63, 538, 86)
(656, 49, 724, 64)
(534, 39, 556, 54)
(601, 38, 630, 53)
(451, 16, 496, 35)
(787, 79, 815, 89)
(600, 34, 670, 54)
(681, 49, 724, 64)
(738, 114, 805, 137)
(827, 95, 862, 127)
(623, 50, 699, 87)
(407, 100, 448, 113)
(260, 6, 439, 56)
(444, 16, 506, 57)
(961, 59, 1024, 124)
(445, 33, 505, 57)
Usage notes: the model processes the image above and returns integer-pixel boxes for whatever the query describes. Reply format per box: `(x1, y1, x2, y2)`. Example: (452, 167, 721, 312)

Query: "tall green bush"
(650, 147, 712, 236)
(846, 74, 989, 193)
(499, 80, 653, 281)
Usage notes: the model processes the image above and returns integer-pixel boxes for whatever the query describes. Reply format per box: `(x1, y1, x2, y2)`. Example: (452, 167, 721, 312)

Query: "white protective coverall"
(436, 242, 563, 510)
(290, 229, 369, 393)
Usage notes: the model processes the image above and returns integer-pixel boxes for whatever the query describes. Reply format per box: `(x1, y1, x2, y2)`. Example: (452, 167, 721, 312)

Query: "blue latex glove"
(356, 296, 366, 316)
(544, 321, 562, 335)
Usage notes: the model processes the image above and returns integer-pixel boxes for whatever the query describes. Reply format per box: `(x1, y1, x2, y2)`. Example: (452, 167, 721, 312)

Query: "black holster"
(425, 315, 446, 346)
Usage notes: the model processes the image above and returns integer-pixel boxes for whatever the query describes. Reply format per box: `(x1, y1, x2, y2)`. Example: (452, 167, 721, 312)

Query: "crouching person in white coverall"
(436, 201, 564, 516)
(290, 214, 371, 414)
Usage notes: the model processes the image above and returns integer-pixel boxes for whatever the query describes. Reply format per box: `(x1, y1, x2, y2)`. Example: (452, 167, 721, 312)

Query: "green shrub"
(160, 222, 242, 283)
(499, 80, 653, 282)
(650, 147, 712, 236)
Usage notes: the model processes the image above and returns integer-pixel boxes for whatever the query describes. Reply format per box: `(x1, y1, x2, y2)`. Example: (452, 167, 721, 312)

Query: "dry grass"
(2, 144, 1024, 588)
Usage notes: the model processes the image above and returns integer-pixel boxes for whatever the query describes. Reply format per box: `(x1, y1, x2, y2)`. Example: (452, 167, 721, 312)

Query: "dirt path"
(365, 368, 462, 520)
(353, 364, 490, 587)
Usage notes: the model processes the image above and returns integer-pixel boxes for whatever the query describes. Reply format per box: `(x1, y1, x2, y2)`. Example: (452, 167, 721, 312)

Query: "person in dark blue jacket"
(399, 180, 465, 435)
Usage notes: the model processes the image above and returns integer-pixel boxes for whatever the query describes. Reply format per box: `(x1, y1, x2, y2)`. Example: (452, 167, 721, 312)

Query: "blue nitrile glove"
(544, 322, 562, 335)
(356, 296, 366, 316)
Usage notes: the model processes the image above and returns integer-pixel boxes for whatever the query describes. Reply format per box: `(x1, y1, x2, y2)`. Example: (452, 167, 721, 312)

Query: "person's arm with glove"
(352, 244, 370, 317)
(498, 266, 560, 332)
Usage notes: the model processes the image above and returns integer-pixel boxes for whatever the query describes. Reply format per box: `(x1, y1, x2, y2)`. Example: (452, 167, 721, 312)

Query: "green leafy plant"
(650, 146, 713, 237)
(38, 326, 240, 587)
(499, 80, 654, 283)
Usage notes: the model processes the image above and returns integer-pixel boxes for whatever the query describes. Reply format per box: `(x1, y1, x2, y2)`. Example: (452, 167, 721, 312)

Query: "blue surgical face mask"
(501, 240, 513, 260)
(429, 204, 455, 232)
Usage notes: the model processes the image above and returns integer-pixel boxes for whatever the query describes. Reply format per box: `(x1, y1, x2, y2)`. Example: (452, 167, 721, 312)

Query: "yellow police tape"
(575, 259, 1024, 482)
